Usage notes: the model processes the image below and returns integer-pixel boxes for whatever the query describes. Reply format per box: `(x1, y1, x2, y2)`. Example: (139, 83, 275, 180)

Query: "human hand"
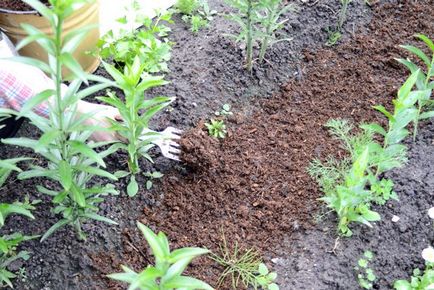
(76, 100, 123, 142)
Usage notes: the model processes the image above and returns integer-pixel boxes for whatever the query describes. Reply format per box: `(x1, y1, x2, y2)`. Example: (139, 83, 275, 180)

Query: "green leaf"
(169, 248, 210, 263)
(7, 56, 53, 74)
(415, 33, 434, 53)
(360, 123, 386, 136)
(82, 213, 118, 225)
(58, 161, 72, 191)
(73, 165, 117, 180)
(400, 45, 431, 67)
(68, 140, 106, 167)
(398, 70, 419, 100)
(164, 276, 213, 290)
(40, 219, 70, 242)
(162, 257, 193, 284)
(127, 175, 139, 197)
(137, 222, 165, 261)
(22, 0, 53, 20)
(373, 105, 394, 122)
(393, 280, 412, 290)
(258, 263, 269, 275)
(70, 185, 86, 208)
(61, 53, 87, 82)
(419, 111, 434, 120)
(268, 283, 280, 290)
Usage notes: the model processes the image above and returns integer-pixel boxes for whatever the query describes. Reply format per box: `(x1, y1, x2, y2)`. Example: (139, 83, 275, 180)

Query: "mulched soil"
(91, 0, 434, 289)
(0, 0, 50, 11)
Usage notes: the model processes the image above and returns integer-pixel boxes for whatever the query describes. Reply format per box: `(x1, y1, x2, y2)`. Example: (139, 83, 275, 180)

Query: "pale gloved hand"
(0, 33, 122, 142)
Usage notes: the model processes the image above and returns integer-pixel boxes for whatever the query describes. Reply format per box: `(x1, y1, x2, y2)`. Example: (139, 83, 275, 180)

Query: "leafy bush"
(98, 58, 174, 197)
(4, 0, 120, 241)
(108, 222, 212, 290)
(98, 5, 173, 73)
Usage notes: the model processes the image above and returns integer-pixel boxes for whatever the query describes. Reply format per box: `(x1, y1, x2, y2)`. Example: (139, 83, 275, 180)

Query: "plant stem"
(246, 0, 253, 72)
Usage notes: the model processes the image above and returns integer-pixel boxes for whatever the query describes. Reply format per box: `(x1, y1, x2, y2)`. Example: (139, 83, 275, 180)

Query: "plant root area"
(0, 0, 433, 289)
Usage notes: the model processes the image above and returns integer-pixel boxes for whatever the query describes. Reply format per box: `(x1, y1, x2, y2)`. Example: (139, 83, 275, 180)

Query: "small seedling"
(211, 234, 279, 289)
(183, 14, 209, 33)
(205, 119, 227, 138)
(326, 0, 351, 46)
(355, 251, 377, 289)
(108, 222, 212, 289)
(215, 104, 233, 117)
(144, 171, 164, 190)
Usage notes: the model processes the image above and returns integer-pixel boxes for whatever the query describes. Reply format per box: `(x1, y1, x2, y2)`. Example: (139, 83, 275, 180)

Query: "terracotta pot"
(0, 1, 100, 77)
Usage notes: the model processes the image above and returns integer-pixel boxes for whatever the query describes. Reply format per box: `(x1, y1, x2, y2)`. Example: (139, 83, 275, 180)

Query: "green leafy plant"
(394, 262, 434, 290)
(175, 0, 200, 15)
(108, 222, 213, 290)
(211, 236, 279, 289)
(215, 103, 233, 117)
(98, 4, 173, 73)
(3, 0, 120, 241)
(309, 70, 424, 235)
(144, 171, 164, 190)
(326, 0, 351, 46)
(98, 58, 174, 197)
(205, 119, 227, 138)
(0, 161, 37, 288)
(396, 34, 434, 139)
(355, 251, 377, 289)
(183, 14, 209, 33)
(225, 0, 292, 71)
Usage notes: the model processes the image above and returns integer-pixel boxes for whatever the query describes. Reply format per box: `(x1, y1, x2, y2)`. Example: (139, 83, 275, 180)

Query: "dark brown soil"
(92, 1, 433, 289)
(0, 0, 50, 11)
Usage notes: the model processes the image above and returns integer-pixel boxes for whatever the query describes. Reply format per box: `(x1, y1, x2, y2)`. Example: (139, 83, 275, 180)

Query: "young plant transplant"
(179, 0, 216, 34)
(98, 58, 173, 197)
(98, 4, 173, 73)
(225, 0, 291, 71)
(3, 0, 120, 241)
(205, 119, 227, 138)
(309, 70, 424, 235)
(108, 222, 213, 290)
(355, 251, 377, 289)
(396, 34, 434, 140)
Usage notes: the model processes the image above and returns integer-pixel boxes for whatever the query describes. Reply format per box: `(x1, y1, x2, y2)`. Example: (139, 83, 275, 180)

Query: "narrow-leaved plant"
(108, 222, 213, 290)
(3, 0, 120, 241)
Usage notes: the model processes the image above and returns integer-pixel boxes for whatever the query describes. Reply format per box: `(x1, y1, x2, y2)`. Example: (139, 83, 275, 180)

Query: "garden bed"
(0, 0, 433, 289)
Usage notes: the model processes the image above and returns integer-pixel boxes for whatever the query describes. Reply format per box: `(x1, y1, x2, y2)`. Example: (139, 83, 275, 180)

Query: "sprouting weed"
(355, 251, 377, 289)
(205, 119, 227, 138)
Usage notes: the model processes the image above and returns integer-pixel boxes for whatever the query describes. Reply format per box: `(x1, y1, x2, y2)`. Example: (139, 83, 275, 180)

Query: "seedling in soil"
(144, 171, 164, 190)
(4, 0, 120, 241)
(98, 3, 173, 73)
(225, 0, 292, 71)
(98, 57, 174, 197)
(205, 119, 227, 138)
(211, 234, 279, 289)
(0, 195, 38, 288)
(215, 103, 233, 117)
(180, 0, 216, 34)
(326, 0, 351, 46)
(396, 34, 434, 140)
(394, 247, 434, 290)
(355, 251, 377, 289)
(108, 222, 213, 290)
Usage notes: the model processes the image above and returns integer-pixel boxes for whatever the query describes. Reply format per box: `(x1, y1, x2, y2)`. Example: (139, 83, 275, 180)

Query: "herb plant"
(397, 34, 434, 139)
(394, 253, 434, 290)
(211, 236, 279, 290)
(355, 251, 377, 289)
(205, 119, 227, 138)
(309, 70, 424, 235)
(108, 222, 213, 290)
(98, 5, 173, 73)
(98, 58, 174, 197)
(225, 0, 292, 71)
(4, 0, 120, 241)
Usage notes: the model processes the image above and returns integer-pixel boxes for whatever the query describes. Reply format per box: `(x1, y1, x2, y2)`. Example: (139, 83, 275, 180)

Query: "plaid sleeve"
(0, 68, 50, 118)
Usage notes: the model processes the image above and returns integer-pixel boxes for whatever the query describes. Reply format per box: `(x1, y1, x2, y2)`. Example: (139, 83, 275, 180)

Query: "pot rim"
(0, 7, 39, 15)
